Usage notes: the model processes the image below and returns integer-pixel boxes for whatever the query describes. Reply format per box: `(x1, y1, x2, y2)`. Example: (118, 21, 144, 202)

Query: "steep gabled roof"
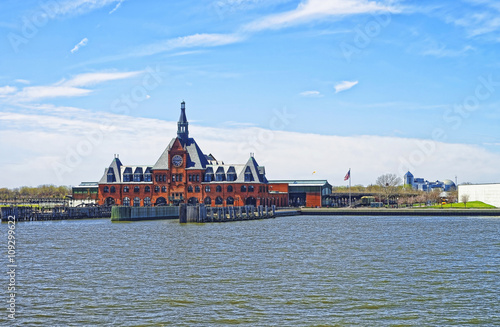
(152, 138, 176, 170)
(185, 138, 208, 169)
(99, 157, 123, 183)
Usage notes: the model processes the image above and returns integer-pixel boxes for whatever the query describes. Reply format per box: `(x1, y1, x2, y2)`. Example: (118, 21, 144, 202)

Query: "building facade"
(97, 102, 288, 207)
(269, 180, 332, 207)
(404, 171, 456, 192)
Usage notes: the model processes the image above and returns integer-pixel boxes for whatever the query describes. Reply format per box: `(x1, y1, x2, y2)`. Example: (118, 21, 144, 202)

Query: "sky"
(1, 0, 500, 188)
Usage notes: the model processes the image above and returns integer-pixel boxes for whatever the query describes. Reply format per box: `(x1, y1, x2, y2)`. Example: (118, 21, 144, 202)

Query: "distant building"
(269, 180, 332, 207)
(71, 182, 98, 206)
(458, 183, 500, 207)
(404, 171, 456, 192)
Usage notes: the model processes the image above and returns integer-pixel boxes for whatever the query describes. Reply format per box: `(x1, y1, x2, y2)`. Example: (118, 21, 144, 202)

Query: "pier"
(110, 204, 280, 222)
(0, 206, 111, 222)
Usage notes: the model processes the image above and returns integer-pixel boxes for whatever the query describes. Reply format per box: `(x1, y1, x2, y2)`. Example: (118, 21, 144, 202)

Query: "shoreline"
(298, 208, 500, 217)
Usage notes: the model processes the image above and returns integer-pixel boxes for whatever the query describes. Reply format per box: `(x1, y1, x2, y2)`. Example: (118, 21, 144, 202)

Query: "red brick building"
(97, 102, 289, 207)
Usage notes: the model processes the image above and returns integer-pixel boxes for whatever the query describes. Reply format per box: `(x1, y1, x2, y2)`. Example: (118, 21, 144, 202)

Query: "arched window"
(110, 186, 116, 193)
(154, 186, 160, 193)
(248, 185, 254, 192)
(195, 186, 200, 193)
(144, 197, 151, 206)
(187, 186, 193, 192)
(123, 197, 130, 206)
(241, 185, 246, 192)
(123, 186, 129, 193)
(205, 186, 211, 192)
(133, 197, 141, 207)
(216, 185, 222, 192)
(161, 186, 167, 193)
(134, 186, 140, 193)
(226, 196, 234, 205)
(227, 185, 233, 192)
(215, 196, 223, 205)
(103, 186, 109, 193)
(204, 197, 211, 205)
(145, 186, 151, 193)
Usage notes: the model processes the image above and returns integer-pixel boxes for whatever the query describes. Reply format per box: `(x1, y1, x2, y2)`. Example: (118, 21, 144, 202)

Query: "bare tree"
(376, 173, 402, 206)
(461, 194, 470, 208)
(447, 190, 458, 207)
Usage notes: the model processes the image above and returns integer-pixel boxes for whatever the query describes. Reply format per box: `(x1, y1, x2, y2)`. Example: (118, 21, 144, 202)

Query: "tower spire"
(177, 101, 189, 140)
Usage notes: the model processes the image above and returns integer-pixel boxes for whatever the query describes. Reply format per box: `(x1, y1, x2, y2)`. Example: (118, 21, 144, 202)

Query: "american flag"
(344, 169, 350, 181)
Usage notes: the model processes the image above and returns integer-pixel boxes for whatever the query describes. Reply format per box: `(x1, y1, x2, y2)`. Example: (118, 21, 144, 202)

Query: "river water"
(3, 216, 500, 326)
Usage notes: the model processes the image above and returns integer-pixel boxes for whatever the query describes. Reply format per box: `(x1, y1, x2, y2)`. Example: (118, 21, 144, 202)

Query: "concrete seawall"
(111, 206, 179, 221)
(300, 208, 500, 217)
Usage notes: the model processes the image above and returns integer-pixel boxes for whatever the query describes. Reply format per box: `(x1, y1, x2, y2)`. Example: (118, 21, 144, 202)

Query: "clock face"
(172, 155, 183, 167)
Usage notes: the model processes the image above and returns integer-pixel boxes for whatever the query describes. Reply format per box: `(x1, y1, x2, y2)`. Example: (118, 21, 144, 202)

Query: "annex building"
(96, 102, 289, 208)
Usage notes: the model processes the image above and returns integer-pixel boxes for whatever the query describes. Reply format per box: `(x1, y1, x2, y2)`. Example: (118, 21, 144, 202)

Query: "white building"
(458, 183, 500, 207)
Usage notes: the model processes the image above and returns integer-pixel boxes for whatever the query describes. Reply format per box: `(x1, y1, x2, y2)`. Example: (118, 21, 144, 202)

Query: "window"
(172, 175, 176, 182)
(133, 197, 141, 207)
(155, 175, 159, 182)
(248, 185, 254, 192)
(241, 185, 246, 192)
(226, 197, 234, 205)
(110, 186, 116, 193)
(144, 174, 152, 182)
(123, 197, 130, 206)
(123, 186, 129, 193)
(195, 186, 200, 193)
(227, 185, 233, 192)
(204, 197, 211, 205)
(196, 175, 200, 182)
(161, 186, 167, 193)
(189, 175, 192, 182)
(103, 186, 109, 193)
(107, 169, 115, 183)
(144, 197, 151, 206)
(244, 167, 254, 182)
(145, 186, 150, 193)
(178, 174, 183, 182)
(205, 186, 211, 192)
(215, 196, 223, 205)
(134, 186, 140, 193)
(155, 186, 159, 193)
(188, 186, 193, 193)
(123, 174, 131, 182)
(134, 174, 142, 182)
(216, 185, 222, 192)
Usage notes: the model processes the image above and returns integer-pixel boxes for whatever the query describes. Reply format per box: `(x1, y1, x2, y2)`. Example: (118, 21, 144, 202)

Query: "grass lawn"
(428, 201, 496, 209)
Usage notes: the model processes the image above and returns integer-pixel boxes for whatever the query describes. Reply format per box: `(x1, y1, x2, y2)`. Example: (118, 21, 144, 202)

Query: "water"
(2, 216, 500, 326)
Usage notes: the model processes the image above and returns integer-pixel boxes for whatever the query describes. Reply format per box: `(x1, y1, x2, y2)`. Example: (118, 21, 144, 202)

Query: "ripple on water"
(6, 216, 500, 326)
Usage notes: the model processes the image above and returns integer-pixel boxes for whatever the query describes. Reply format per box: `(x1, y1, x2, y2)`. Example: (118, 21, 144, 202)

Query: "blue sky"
(1, 0, 500, 188)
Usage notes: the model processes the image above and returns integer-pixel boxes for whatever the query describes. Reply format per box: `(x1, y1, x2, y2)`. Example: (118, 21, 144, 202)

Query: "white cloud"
(299, 90, 322, 97)
(135, 33, 244, 57)
(109, 0, 123, 14)
(71, 37, 89, 53)
(62, 71, 142, 87)
(16, 86, 92, 100)
(244, 0, 398, 31)
(0, 86, 17, 96)
(14, 79, 30, 85)
(1, 105, 500, 188)
(334, 80, 358, 93)
(51, 0, 123, 17)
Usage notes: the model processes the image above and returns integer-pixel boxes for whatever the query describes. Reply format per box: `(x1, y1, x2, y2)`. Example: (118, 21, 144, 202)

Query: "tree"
(447, 190, 458, 207)
(461, 194, 470, 208)
(375, 173, 402, 206)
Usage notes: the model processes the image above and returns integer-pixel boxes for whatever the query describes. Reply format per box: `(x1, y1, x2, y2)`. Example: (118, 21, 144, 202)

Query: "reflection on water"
(5, 216, 500, 326)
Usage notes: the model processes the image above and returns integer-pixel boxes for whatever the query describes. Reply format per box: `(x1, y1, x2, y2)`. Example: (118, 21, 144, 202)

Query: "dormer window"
(244, 167, 254, 182)
(107, 168, 115, 183)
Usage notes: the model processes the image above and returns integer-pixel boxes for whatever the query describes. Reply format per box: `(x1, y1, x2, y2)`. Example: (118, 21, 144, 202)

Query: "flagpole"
(349, 168, 351, 207)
